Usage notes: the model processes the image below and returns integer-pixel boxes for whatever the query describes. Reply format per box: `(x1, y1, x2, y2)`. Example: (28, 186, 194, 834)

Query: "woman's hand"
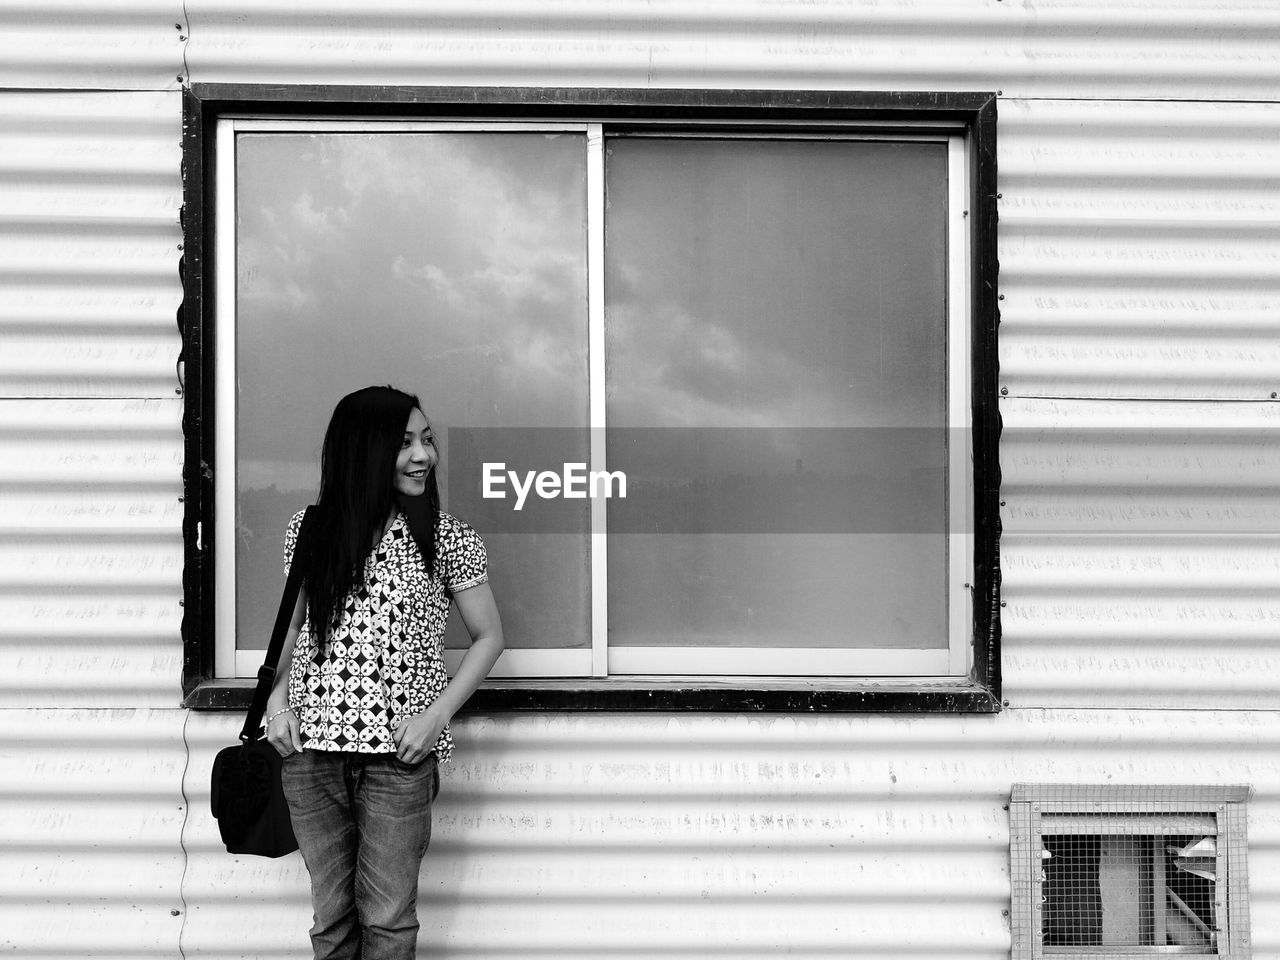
(266, 709, 303, 757)
(393, 706, 448, 765)
(264, 591, 307, 758)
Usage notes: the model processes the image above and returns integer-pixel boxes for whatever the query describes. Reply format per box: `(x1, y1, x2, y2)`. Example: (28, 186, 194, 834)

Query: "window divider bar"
(587, 124, 608, 679)
(214, 118, 238, 679)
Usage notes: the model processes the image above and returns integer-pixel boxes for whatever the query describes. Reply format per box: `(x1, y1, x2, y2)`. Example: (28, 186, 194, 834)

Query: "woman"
(264, 385, 504, 960)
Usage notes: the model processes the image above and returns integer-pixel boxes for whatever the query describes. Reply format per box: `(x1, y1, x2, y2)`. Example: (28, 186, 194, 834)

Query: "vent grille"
(1011, 784, 1251, 960)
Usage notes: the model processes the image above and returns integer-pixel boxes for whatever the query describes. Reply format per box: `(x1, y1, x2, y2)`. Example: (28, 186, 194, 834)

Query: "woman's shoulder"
(435, 509, 470, 530)
(434, 510, 481, 541)
(283, 506, 312, 570)
(434, 511, 487, 558)
(433, 511, 488, 588)
(285, 506, 315, 541)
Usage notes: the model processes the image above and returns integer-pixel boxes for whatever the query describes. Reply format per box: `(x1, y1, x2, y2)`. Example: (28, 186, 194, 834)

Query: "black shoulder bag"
(210, 506, 315, 857)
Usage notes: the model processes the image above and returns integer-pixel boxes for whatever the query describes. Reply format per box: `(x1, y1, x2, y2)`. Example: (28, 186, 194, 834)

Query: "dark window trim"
(180, 83, 1001, 713)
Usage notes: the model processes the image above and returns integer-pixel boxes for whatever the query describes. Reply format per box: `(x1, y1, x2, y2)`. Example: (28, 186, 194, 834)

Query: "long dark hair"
(301, 385, 440, 642)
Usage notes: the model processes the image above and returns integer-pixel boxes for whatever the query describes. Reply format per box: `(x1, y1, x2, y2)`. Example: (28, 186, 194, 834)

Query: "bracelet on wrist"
(264, 706, 294, 728)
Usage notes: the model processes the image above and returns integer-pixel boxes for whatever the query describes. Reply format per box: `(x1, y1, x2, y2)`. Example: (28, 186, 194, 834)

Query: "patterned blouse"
(283, 509, 489, 763)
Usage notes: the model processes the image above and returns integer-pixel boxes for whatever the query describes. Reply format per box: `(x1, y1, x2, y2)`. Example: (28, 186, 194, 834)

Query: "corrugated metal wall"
(2, 2, 1278, 958)
(5, 1, 1279, 98)
(0, 83, 188, 957)
(178, 712, 1280, 959)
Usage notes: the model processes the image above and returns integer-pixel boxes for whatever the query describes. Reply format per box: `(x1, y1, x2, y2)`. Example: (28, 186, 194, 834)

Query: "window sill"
(185, 677, 1000, 713)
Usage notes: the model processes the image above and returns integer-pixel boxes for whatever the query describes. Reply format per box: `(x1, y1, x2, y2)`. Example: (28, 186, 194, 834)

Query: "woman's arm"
(393, 581, 505, 763)
(264, 590, 306, 756)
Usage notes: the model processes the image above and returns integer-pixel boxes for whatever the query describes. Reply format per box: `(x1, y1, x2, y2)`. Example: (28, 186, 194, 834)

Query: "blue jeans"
(281, 750, 440, 960)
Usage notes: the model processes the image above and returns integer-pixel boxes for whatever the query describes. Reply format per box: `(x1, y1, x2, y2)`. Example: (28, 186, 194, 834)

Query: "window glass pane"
(234, 132, 590, 661)
(604, 137, 949, 655)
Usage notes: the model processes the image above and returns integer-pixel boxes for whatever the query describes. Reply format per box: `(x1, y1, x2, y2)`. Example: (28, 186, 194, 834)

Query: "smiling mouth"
(404, 469, 428, 478)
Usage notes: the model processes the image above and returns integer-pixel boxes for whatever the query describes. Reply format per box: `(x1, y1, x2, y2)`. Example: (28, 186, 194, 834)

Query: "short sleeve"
(437, 514, 488, 594)
(283, 509, 306, 576)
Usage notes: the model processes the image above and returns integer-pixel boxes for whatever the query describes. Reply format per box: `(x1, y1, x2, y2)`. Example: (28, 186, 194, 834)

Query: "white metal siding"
(998, 98, 1280, 708)
(8, 1, 1274, 100)
(0, 88, 187, 959)
(0, 2, 1277, 959)
(0, 399, 184, 708)
(0, 710, 188, 954)
(10, 710, 1280, 959)
(173, 0, 1279, 101)
(1000, 99, 1280, 402)
(175, 712, 1280, 959)
(0, 2, 186, 91)
(0, 91, 183, 399)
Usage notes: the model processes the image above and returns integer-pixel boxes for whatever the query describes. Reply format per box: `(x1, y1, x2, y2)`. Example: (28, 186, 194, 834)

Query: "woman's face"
(394, 407, 437, 497)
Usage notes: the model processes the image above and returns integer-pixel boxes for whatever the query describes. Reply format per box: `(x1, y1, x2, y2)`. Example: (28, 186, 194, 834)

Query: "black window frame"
(179, 84, 1001, 713)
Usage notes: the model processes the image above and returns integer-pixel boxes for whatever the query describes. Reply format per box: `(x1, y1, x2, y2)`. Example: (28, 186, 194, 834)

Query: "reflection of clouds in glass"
(607, 291, 924, 430)
(239, 236, 311, 311)
(605, 138, 948, 431)
(240, 133, 582, 339)
(390, 258, 464, 309)
(235, 132, 589, 466)
(292, 190, 348, 238)
(390, 249, 573, 325)
(608, 299, 833, 428)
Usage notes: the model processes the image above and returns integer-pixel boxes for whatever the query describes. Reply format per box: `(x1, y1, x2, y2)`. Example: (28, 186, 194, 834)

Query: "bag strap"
(239, 506, 316, 743)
